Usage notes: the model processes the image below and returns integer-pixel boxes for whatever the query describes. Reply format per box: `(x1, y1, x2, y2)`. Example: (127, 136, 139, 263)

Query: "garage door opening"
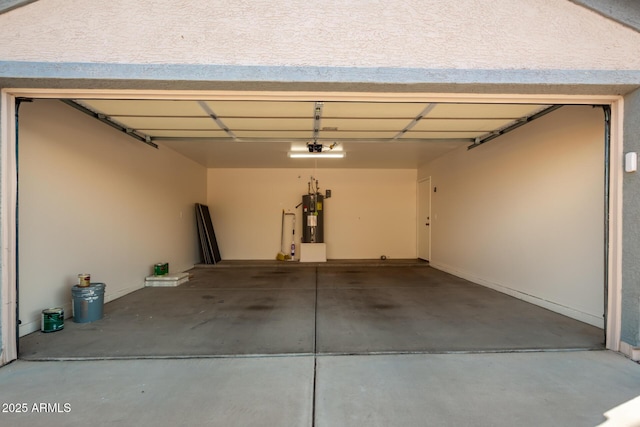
(1, 90, 621, 362)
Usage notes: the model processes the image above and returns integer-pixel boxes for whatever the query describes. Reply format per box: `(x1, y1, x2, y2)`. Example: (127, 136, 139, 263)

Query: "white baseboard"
(620, 341, 640, 362)
(104, 283, 144, 304)
(430, 262, 604, 329)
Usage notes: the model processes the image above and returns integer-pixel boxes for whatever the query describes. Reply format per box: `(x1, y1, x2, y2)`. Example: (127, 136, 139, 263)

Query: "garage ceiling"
(69, 99, 552, 169)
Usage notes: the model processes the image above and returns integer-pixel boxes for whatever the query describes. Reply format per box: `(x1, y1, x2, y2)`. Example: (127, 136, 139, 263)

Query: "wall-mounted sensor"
(625, 152, 638, 173)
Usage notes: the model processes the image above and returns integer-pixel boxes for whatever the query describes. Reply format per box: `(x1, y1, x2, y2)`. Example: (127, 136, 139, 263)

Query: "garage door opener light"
(288, 152, 345, 159)
(290, 140, 343, 158)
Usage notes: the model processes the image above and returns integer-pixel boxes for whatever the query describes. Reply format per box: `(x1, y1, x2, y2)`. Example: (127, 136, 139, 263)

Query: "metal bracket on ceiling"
(392, 103, 437, 140)
(313, 101, 324, 142)
(467, 104, 563, 150)
(60, 100, 158, 149)
(197, 101, 236, 140)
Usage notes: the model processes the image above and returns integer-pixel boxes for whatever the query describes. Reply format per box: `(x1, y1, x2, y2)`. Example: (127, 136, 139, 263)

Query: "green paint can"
(41, 308, 64, 333)
(154, 262, 169, 276)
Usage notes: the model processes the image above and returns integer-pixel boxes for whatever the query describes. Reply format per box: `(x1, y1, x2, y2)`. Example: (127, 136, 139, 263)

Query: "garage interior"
(16, 96, 606, 359)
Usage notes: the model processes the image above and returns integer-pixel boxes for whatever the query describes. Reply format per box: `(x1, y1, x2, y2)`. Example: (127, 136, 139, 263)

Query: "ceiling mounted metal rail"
(60, 100, 158, 149)
(467, 105, 563, 150)
(313, 101, 324, 141)
(197, 101, 237, 140)
(392, 103, 437, 140)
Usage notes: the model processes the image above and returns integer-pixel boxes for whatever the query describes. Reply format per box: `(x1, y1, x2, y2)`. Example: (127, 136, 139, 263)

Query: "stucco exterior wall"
(622, 88, 640, 347)
(1, 0, 640, 70)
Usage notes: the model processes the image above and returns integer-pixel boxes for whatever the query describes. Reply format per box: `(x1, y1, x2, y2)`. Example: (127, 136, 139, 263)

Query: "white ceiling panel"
(222, 117, 313, 131)
(322, 102, 427, 118)
(318, 131, 399, 140)
(205, 101, 315, 117)
(400, 131, 487, 139)
(111, 116, 221, 130)
(139, 130, 228, 138)
(234, 130, 313, 139)
(427, 103, 550, 119)
(321, 118, 410, 132)
(79, 99, 207, 116)
(412, 118, 514, 132)
(160, 139, 470, 169)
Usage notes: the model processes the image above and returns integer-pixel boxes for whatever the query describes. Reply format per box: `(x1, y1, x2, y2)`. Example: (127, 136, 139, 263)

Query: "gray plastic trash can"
(72, 282, 106, 323)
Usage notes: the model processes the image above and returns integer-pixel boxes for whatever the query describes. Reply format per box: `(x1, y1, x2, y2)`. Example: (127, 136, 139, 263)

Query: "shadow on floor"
(19, 264, 604, 359)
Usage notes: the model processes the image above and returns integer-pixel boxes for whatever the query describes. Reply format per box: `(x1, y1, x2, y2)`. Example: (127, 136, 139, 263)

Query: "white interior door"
(418, 178, 431, 261)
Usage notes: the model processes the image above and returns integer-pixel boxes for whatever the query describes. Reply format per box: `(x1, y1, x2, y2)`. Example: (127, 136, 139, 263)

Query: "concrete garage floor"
(8, 263, 639, 426)
(19, 263, 603, 359)
(2, 352, 640, 427)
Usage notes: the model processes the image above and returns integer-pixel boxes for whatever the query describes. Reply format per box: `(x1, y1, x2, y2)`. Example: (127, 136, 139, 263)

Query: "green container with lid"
(41, 308, 64, 333)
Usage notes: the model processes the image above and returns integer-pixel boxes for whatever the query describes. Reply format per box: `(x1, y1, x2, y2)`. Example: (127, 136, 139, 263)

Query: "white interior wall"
(419, 106, 605, 327)
(18, 100, 207, 336)
(207, 168, 417, 260)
